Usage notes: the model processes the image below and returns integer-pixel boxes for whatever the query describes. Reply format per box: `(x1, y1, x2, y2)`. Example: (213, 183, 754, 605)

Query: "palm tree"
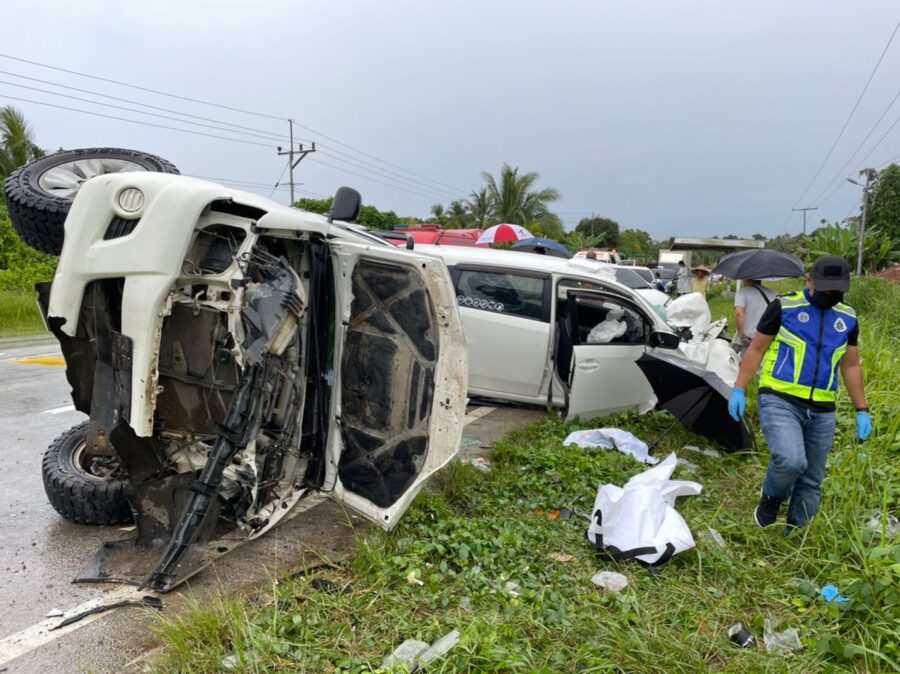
(445, 200, 470, 229)
(480, 163, 560, 227)
(465, 187, 491, 229)
(0, 105, 44, 181)
(430, 203, 445, 225)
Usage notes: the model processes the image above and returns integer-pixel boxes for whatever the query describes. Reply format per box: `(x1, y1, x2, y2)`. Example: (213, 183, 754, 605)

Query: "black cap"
(809, 255, 851, 292)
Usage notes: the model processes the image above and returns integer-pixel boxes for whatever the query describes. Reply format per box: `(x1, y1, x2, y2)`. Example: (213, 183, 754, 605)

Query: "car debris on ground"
(590, 571, 629, 593)
(380, 630, 461, 672)
(763, 619, 803, 654)
(727, 622, 755, 648)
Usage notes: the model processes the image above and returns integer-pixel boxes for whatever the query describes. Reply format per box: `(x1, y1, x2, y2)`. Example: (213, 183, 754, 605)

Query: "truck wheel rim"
(71, 442, 124, 482)
(38, 158, 148, 198)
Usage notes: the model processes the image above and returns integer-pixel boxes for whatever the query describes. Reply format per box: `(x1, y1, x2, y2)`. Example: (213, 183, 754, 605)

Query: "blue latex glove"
(856, 411, 871, 440)
(728, 387, 745, 421)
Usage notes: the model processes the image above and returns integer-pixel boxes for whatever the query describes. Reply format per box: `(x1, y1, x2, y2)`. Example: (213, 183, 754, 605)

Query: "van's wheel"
(3, 147, 179, 255)
(42, 421, 133, 525)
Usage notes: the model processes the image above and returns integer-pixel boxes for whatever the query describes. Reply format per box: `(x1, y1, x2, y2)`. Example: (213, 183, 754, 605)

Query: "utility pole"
(847, 173, 872, 276)
(276, 119, 316, 207)
(792, 206, 818, 235)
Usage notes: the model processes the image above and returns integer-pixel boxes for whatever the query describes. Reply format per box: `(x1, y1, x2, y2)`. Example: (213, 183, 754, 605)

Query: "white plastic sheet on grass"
(563, 428, 658, 465)
(587, 453, 702, 565)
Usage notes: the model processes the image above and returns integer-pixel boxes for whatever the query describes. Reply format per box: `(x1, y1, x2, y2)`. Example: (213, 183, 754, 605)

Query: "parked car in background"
(417, 245, 683, 420)
(610, 265, 670, 307)
(3, 148, 467, 591)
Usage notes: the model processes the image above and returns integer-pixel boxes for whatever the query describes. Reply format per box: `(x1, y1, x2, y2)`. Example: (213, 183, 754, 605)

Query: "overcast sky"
(3, 1, 900, 239)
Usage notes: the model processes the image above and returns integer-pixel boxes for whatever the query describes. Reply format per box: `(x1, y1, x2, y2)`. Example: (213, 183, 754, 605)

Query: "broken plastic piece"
(763, 619, 803, 653)
(727, 622, 754, 648)
(309, 578, 351, 595)
(682, 445, 722, 458)
(591, 571, 629, 593)
(552, 553, 576, 563)
(503, 580, 522, 597)
(705, 527, 726, 550)
(381, 630, 460, 672)
(864, 512, 899, 538)
(819, 584, 848, 603)
(467, 457, 491, 472)
(676, 457, 700, 472)
(45, 608, 64, 618)
(51, 595, 163, 630)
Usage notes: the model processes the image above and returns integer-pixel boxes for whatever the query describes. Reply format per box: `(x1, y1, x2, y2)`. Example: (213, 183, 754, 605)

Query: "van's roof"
(417, 244, 648, 292)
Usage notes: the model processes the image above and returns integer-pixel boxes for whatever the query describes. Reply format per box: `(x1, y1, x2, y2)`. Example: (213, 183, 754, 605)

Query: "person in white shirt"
(675, 260, 692, 295)
(733, 279, 776, 352)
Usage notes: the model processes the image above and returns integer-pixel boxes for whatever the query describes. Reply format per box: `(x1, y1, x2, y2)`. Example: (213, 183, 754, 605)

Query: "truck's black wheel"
(42, 421, 133, 525)
(3, 147, 179, 255)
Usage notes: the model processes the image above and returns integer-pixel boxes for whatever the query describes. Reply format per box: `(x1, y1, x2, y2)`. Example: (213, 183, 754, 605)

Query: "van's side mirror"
(649, 330, 681, 349)
(329, 187, 361, 223)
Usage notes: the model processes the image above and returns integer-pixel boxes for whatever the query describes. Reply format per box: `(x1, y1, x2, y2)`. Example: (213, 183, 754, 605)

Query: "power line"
(815, 110, 900, 207)
(0, 52, 467, 195)
(0, 90, 460, 203)
(0, 69, 294, 143)
(810, 86, 900, 206)
(0, 52, 284, 121)
(317, 148, 461, 201)
(789, 19, 900, 209)
(0, 79, 291, 144)
(308, 158, 451, 202)
(0, 93, 276, 147)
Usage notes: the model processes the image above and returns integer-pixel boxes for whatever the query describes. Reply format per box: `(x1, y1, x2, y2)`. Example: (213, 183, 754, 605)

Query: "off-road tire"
(42, 421, 133, 525)
(3, 147, 179, 255)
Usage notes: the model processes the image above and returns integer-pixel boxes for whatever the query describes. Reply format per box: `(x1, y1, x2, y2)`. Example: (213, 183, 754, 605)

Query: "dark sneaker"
(753, 489, 782, 527)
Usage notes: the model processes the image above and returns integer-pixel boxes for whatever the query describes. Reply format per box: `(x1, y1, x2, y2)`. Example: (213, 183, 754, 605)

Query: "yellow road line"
(7, 355, 65, 366)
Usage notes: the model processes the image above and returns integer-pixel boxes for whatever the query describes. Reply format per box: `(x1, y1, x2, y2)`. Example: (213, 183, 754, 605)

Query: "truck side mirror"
(329, 187, 361, 223)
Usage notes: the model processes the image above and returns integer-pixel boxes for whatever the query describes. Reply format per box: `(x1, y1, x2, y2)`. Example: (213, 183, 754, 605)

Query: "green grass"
(0, 289, 46, 336)
(150, 278, 900, 673)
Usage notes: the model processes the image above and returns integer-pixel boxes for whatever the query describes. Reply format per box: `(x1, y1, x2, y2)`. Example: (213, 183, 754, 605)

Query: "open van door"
(325, 241, 467, 529)
(557, 289, 655, 421)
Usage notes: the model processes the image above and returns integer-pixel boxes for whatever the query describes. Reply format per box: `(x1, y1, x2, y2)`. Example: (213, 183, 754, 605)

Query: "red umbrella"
(476, 223, 534, 245)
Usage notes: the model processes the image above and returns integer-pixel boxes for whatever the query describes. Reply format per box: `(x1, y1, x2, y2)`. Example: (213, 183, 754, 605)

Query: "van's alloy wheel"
(3, 147, 179, 255)
(42, 421, 133, 525)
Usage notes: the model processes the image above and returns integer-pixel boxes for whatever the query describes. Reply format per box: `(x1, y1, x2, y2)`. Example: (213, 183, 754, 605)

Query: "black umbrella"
(712, 249, 804, 280)
(636, 351, 752, 451)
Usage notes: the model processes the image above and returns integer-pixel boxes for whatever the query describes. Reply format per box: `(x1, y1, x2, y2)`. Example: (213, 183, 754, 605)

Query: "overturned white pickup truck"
(4, 148, 467, 591)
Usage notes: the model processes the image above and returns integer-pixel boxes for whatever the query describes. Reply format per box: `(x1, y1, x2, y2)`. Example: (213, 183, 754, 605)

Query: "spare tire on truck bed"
(3, 147, 179, 255)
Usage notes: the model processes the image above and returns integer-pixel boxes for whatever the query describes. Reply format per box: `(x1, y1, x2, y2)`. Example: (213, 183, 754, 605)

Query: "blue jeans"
(758, 394, 836, 527)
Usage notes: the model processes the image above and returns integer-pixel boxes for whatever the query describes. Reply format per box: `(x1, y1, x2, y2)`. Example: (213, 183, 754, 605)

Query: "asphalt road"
(0, 336, 545, 672)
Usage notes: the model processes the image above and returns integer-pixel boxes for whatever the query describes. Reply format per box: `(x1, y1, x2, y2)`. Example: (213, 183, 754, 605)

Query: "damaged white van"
(4, 148, 467, 592)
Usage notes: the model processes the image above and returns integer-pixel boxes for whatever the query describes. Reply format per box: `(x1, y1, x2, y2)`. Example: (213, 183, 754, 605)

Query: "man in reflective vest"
(727, 256, 871, 529)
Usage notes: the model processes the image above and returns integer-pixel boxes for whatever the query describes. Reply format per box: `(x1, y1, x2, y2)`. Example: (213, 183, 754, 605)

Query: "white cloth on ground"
(563, 428, 658, 465)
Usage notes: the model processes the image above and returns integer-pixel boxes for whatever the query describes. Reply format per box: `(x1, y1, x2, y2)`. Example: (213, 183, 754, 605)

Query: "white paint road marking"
(464, 405, 496, 423)
(0, 409, 498, 667)
(0, 586, 156, 668)
(43, 404, 76, 415)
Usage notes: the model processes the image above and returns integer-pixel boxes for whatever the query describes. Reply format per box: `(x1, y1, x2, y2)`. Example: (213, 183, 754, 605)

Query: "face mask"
(811, 290, 842, 308)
